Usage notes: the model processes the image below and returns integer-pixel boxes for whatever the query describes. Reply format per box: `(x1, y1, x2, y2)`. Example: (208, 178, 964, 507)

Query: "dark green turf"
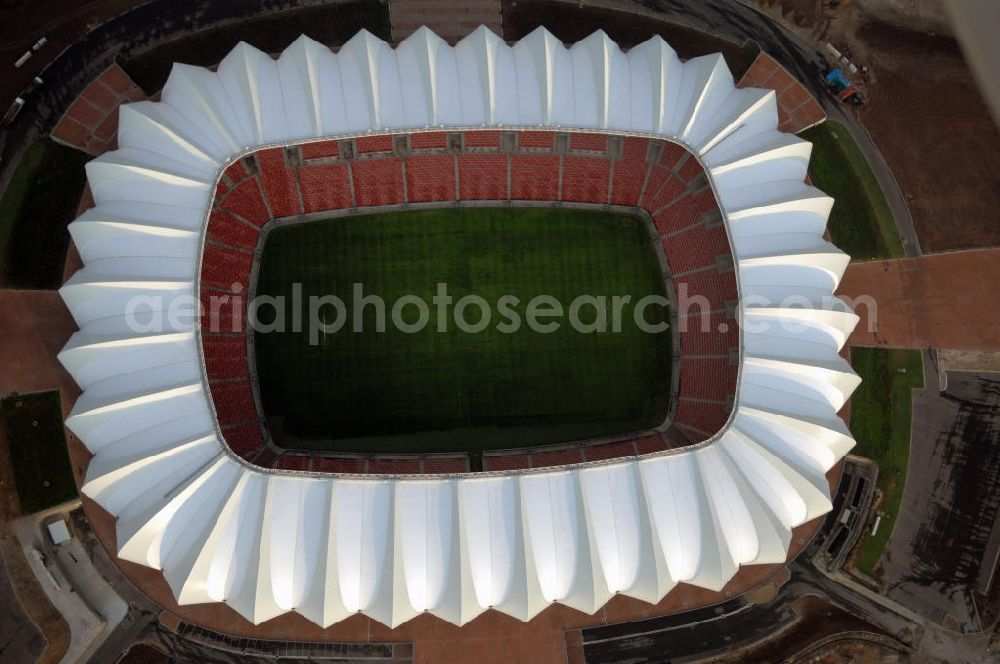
(254, 207, 671, 454)
(2, 391, 78, 514)
(0, 139, 90, 288)
(800, 121, 902, 261)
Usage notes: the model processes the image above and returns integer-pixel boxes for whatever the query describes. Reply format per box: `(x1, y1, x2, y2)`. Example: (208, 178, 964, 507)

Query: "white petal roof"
(58, 27, 859, 627)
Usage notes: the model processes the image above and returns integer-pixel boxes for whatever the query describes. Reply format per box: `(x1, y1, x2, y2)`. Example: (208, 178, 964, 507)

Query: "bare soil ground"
(845, 19, 1000, 252)
(755, 2, 1000, 253)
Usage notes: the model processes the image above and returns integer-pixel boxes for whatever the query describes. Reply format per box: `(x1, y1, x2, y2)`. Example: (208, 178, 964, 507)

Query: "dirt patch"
(848, 20, 1000, 253)
(117, 642, 170, 664)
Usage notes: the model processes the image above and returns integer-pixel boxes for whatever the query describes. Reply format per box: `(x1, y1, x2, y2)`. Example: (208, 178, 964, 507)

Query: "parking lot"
(880, 355, 1000, 630)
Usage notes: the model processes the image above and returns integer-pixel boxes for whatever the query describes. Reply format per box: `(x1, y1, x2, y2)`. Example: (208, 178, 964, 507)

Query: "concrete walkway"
(838, 248, 1000, 349)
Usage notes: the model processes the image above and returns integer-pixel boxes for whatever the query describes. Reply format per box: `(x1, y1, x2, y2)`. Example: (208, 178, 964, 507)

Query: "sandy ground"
(838, 248, 1000, 349)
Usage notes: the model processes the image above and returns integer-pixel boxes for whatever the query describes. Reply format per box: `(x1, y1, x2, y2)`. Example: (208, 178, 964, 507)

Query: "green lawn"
(0, 140, 90, 289)
(800, 121, 903, 261)
(120, 0, 391, 93)
(2, 392, 78, 514)
(254, 207, 671, 453)
(848, 347, 924, 577)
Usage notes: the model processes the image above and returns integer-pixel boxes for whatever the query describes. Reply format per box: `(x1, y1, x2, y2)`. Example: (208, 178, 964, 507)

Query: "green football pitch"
(253, 207, 671, 454)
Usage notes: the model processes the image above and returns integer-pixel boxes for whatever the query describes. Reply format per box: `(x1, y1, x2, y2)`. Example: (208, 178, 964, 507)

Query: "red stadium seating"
(641, 166, 682, 212)
(662, 226, 729, 275)
(221, 421, 264, 459)
(368, 458, 423, 474)
(561, 156, 610, 204)
(483, 453, 532, 471)
(257, 148, 302, 218)
(679, 312, 739, 355)
(299, 163, 353, 212)
(531, 447, 584, 469)
(677, 153, 704, 182)
(518, 131, 555, 149)
(201, 334, 247, 376)
(199, 286, 245, 334)
(570, 132, 607, 153)
(410, 131, 448, 150)
(634, 434, 668, 454)
(221, 177, 270, 226)
(301, 140, 339, 160)
(351, 159, 405, 207)
(207, 209, 259, 249)
(275, 455, 311, 471)
(673, 268, 738, 303)
(201, 245, 253, 292)
(660, 142, 687, 170)
(510, 154, 559, 201)
(463, 130, 502, 148)
(311, 457, 367, 473)
(356, 134, 394, 154)
(678, 358, 739, 401)
(675, 399, 730, 438)
(225, 159, 251, 180)
(583, 440, 637, 462)
(422, 456, 470, 473)
(610, 137, 649, 206)
(406, 155, 456, 203)
(209, 378, 258, 425)
(458, 154, 507, 200)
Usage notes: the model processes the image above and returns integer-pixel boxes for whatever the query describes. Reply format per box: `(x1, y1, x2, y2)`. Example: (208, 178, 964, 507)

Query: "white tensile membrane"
(58, 27, 860, 627)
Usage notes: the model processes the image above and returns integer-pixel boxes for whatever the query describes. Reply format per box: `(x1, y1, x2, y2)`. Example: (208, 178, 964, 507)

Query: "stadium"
(54, 25, 859, 633)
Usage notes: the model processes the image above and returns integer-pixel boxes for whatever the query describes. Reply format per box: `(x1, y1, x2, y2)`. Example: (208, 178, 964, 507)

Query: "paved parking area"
(880, 356, 1000, 630)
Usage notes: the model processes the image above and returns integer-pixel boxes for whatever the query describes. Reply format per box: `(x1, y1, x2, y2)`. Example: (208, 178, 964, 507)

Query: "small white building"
(46, 519, 71, 546)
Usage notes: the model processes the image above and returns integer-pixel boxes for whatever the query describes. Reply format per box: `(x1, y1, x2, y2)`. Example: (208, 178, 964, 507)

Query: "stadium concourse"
(55, 24, 860, 648)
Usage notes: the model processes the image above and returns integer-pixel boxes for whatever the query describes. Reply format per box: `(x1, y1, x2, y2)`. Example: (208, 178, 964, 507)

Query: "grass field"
(1, 392, 77, 514)
(848, 347, 924, 577)
(800, 121, 903, 261)
(120, 1, 390, 93)
(254, 207, 671, 454)
(0, 140, 90, 289)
